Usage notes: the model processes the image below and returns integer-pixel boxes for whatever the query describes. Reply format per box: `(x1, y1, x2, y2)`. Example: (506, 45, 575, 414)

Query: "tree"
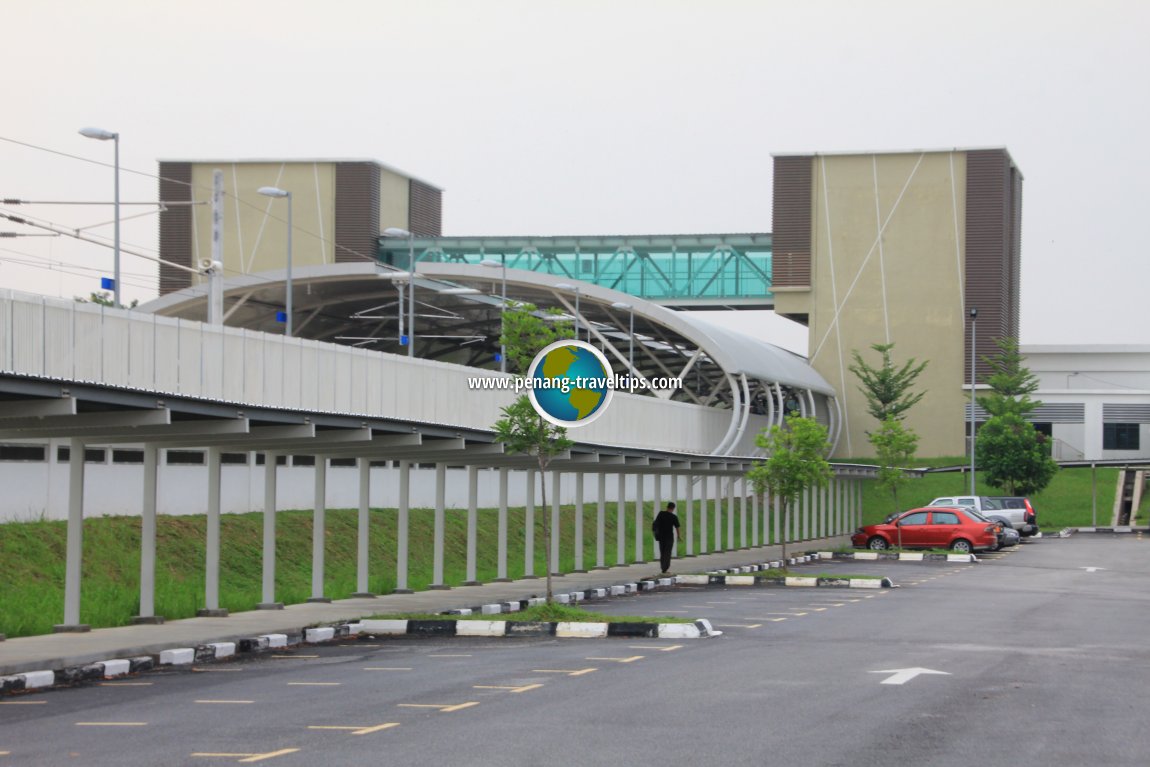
(870, 418, 919, 513)
(746, 413, 833, 568)
(500, 303, 573, 375)
(75, 291, 139, 309)
(975, 413, 1059, 495)
(494, 397, 573, 602)
(848, 343, 929, 422)
(977, 337, 1039, 418)
(491, 301, 575, 602)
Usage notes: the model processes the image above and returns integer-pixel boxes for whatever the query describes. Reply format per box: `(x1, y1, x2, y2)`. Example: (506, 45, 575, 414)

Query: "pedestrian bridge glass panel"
(378, 234, 773, 308)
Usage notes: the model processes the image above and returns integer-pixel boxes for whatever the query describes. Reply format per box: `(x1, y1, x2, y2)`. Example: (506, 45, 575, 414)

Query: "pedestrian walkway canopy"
(377, 233, 773, 309)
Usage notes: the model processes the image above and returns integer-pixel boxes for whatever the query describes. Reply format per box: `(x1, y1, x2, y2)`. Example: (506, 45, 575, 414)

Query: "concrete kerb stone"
(829, 550, 977, 564)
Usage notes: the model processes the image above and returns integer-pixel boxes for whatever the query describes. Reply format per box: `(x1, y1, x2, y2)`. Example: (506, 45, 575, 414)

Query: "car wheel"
(951, 539, 973, 554)
(867, 536, 889, 551)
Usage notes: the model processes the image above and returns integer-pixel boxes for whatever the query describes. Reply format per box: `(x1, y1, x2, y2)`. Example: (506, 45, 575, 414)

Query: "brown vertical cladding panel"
(158, 162, 193, 295)
(408, 179, 442, 237)
(334, 162, 381, 263)
(965, 149, 1022, 383)
(771, 155, 813, 287)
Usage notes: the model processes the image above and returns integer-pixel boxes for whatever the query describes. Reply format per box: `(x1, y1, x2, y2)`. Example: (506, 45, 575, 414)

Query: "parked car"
(851, 506, 1000, 553)
(928, 495, 1038, 537)
(960, 507, 1015, 550)
(988, 496, 1039, 537)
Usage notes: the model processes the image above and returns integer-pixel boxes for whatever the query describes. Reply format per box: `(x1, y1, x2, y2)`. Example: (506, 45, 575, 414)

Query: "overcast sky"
(2, 0, 1146, 355)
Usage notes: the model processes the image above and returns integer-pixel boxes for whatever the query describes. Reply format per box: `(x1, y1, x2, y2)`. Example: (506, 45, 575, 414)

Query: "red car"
(851, 506, 999, 554)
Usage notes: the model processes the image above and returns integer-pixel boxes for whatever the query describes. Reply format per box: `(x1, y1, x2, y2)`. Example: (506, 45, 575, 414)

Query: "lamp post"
(79, 127, 120, 308)
(258, 186, 293, 337)
(481, 258, 508, 373)
(554, 282, 582, 341)
(383, 228, 415, 357)
(611, 301, 634, 372)
(1066, 372, 1079, 388)
(969, 306, 978, 495)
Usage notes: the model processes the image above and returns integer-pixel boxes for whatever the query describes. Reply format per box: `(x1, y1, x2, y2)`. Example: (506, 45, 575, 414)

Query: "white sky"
(2, 0, 1147, 356)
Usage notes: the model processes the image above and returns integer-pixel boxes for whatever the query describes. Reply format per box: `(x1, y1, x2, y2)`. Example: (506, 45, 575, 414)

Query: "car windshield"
(981, 497, 1004, 510)
(965, 509, 992, 523)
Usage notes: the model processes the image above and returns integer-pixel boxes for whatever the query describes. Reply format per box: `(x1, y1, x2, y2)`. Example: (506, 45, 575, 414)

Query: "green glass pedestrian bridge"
(377, 233, 773, 309)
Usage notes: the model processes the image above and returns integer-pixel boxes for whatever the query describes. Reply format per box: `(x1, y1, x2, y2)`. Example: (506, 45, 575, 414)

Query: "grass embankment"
(845, 456, 1120, 529)
(0, 498, 740, 639)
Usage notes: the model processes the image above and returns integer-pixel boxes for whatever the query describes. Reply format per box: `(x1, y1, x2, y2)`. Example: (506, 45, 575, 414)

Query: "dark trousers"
(658, 538, 674, 572)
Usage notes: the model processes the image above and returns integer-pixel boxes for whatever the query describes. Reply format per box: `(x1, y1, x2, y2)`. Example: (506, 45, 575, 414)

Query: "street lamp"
(554, 282, 582, 341)
(481, 258, 508, 373)
(1066, 371, 1079, 388)
(969, 306, 978, 495)
(382, 227, 415, 357)
(611, 301, 634, 373)
(79, 127, 120, 308)
(258, 187, 293, 337)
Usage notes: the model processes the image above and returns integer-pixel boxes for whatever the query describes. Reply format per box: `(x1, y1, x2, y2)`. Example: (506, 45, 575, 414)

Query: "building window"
(221, 453, 249, 465)
(167, 450, 206, 465)
(1103, 423, 1140, 451)
(112, 449, 145, 464)
(0, 444, 47, 462)
(57, 447, 107, 463)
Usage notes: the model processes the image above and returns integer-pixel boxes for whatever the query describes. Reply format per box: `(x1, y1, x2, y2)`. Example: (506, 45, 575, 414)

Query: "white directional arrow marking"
(870, 667, 952, 685)
(1082, 567, 1105, 573)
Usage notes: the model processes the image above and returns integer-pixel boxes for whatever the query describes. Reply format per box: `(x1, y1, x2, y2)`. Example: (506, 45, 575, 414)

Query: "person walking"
(652, 501, 681, 575)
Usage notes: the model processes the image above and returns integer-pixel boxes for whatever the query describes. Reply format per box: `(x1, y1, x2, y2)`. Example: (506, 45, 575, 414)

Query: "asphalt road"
(2, 534, 1148, 766)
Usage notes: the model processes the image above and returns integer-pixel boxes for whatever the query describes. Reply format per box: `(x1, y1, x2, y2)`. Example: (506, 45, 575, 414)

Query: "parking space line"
(196, 700, 255, 704)
(288, 682, 341, 687)
(586, 656, 644, 663)
(628, 645, 682, 652)
(193, 667, 245, 673)
(533, 668, 598, 676)
(100, 682, 153, 687)
(191, 748, 300, 763)
(0, 700, 46, 705)
(397, 702, 480, 713)
(473, 683, 543, 693)
(364, 667, 413, 671)
(428, 654, 472, 658)
(76, 722, 148, 727)
(308, 723, 400, 735)
(714, 623, 762, 629)
(272, 655, 319, 660)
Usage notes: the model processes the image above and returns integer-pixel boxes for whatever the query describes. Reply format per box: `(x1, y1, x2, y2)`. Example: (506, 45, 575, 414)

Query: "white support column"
(751, 489, 760, 546)
(740, 477, 748, 549)
(432, 462, 447, 588)
(820, 483, 829, 539)
(727, 480, 736, 549)
(497, 468, 509, 581)
(525, 469, 536, 577)
(309, 455, 329, 602)
(634, 473, 645, 563)
(713, 475, 722, 551)
(134, 443, 159, 622)
(699, 476, 708, 554)
(773, 493, 781, 545)
(595, 472, 607, 570)
(201, 446, 225, 615)
(574, 472, 585, 572)
(551, 471, 561, 576)
(685, 475, 695, 556)
(466, 465, 479, 585)
(258, 452, 282, 609)
(395, 460, 412, 593)
(616, 472, 626, 566)
(353, 457, 373, 597)
(653, 474, 663, 560)
(59, 438, 87, 630)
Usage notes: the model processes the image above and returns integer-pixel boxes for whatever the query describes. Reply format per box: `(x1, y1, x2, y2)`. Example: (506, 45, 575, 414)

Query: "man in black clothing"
(652, 501, 681, 574)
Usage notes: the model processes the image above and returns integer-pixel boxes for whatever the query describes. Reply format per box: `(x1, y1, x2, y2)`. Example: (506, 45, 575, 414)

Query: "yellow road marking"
(196, 700, 254, 704)
(397, 702, 479, 713)
(586, 656, 643, 663)
(533, 668, 597, 676)
(628, 645, 682, 652)
(76, 722, 148, 726)
(473, 683, 543, 693)
(308, 723, 399, 735)
(288, 682, 341, 687)
(363, 667, 412, 671)
(192, 748, 300, 763)
(99, 682, 153, 687)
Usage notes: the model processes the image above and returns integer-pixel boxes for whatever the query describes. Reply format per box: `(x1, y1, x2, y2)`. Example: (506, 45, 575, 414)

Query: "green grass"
(847, 460, 1121, 529)
(370, 604, 693, 624)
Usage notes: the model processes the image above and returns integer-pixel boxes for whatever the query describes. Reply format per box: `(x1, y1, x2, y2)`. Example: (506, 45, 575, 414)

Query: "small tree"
(74, 291, 139, 309)
(870, 418, 919, 513)
(978, 337, 1039, 418)
(494, 396, 573, 602)
(976, 413, 1058, 496)
(848, 343, 929, 422)
(501, 303, 573, 375)
(747, 413, 833, 567)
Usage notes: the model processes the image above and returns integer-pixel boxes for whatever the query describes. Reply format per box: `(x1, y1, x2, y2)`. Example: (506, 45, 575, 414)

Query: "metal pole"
(113, 134, 121, 309)
(628, 308, 635, 372)
(500, 264, 507, 372)
(285, 193, 293, 338)
(407, 235, 415, 357)
(970, 308, 977, 495)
